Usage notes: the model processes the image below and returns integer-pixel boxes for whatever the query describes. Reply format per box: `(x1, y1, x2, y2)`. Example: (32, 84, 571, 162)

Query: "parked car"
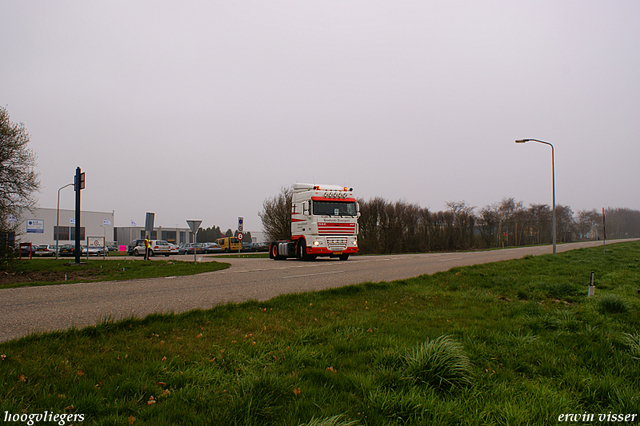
(35, 244, 57, 257)
(179, 243, 206, 255)
(131, 240, 171, 257)
(82, 246, 109, 256)
(58, 244, 76, 257)
(241, 242, 254, 252)
(127, 239, 145, 255)
(168, 243, 179, 255)
(14, 244, 37, 257)
(204, 242, 223, 254)
(253, 242, 269, 252)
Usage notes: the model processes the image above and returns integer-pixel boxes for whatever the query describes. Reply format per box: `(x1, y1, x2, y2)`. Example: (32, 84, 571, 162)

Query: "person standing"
(144, 235, 151, 261)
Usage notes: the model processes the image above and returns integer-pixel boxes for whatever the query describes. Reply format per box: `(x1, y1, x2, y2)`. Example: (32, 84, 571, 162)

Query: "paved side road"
(0, 239, 633, 343)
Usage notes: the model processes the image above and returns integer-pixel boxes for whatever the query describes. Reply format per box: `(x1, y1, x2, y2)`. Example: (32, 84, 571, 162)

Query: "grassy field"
(1, 242, 639, 425)
(0, 258, 230, 289)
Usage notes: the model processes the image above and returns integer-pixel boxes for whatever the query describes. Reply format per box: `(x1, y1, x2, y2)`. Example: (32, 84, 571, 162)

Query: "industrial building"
(17, 207, 115, 247)
(16, 208, 263, 250)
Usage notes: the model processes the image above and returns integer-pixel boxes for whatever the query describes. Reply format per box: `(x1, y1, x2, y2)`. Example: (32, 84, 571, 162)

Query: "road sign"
(145, 212, 155, 236)
(237, 232, 244, 241)
(89, 237, 104, 247)
(238, 217, 244, 232)
(186, 220, 202, 234)
(186, 220, 202, 264)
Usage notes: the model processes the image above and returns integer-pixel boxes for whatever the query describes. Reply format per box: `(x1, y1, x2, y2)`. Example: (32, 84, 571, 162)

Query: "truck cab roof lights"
(294, 183, 353, 192)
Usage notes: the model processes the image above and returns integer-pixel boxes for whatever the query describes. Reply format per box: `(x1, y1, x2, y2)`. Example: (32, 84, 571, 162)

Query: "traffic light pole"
(74, 167, 84, 264)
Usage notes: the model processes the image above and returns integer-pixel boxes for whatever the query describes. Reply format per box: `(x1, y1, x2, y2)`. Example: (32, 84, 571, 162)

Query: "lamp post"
(515, 138, 556, 254)
(56, 183, 74, 259)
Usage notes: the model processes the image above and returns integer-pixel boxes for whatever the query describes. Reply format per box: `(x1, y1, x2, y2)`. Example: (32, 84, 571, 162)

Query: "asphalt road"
(0, 239, 633, 343)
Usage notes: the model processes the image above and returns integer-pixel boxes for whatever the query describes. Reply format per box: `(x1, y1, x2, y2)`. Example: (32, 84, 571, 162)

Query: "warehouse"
(17, 207, 115, 246)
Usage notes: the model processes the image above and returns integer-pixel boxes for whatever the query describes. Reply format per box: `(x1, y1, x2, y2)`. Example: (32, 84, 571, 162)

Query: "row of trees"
(358, 197, 638, 254)
(260, 187, 640, 255)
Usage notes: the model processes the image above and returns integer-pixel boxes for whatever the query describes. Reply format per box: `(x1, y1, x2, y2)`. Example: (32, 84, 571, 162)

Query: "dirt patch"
(0, 267, 105, 286)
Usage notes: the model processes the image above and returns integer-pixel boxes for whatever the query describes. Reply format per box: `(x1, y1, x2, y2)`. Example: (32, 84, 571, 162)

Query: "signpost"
(603, 208, 607, 254)
(186, 220, 202, 264)
(87, 236, 106, 260)
(238, 217, 243, 256)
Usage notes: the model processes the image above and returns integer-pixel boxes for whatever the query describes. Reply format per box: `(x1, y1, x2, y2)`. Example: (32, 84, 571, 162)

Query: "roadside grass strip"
(0, 258, 230, 289)
(1, 242, 639, 425)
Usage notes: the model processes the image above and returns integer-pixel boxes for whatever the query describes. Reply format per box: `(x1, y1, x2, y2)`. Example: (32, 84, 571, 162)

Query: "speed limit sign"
(237, 232, 244, 241)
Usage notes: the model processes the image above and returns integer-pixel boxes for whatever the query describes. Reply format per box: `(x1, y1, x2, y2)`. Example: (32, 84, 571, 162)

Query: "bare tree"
(358, 197, 385, 254)
(478, 203, 499, 248)
(1, 107, 40, 256)
(555, 205, 575, 242)
(259, 186, 292, 242)
(446, 201, 476, 250)
(576, 209, 602, 240)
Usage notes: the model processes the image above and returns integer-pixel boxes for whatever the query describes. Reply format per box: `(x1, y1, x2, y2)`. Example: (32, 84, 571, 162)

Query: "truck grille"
(326, 237, 347, 251)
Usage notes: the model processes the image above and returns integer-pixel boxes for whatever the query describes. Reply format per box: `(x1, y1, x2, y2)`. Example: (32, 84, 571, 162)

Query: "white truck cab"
(270, 183, 359, 260)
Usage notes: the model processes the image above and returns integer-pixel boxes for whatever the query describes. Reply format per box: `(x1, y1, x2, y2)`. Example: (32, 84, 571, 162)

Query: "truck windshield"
(313, 201, 357, 217)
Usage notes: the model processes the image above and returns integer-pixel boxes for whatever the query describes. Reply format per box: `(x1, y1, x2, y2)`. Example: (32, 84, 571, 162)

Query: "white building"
(18, 208, 115, 246)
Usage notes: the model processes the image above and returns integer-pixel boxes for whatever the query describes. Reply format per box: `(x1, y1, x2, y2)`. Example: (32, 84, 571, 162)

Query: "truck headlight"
(313, 241, 320, 246)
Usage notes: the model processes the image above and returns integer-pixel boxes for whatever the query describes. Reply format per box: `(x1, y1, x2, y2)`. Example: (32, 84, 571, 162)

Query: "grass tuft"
(597, 293, 630, 314)
(299, 414, 360, 426)
(622, 333, 640, 360)
(401, 335, 473, 392)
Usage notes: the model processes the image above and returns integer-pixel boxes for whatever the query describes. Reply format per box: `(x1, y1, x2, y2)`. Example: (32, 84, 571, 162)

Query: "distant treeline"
(357, 197, 640, 254)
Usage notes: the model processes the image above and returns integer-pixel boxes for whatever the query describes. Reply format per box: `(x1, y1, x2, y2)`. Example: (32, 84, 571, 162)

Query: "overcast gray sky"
(2, 1, 639, 233)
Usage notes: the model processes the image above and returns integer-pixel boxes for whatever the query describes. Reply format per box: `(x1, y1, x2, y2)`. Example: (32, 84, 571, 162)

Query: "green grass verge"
(1, 242, 639, 425)
(0, 258, 230, 289)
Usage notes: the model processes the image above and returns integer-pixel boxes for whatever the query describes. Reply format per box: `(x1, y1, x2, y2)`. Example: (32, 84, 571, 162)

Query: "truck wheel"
(296, 240, 307, 260)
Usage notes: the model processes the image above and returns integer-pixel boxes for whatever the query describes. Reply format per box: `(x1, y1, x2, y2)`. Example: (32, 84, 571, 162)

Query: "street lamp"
(515, 138, 556, 254)
(56, 183, 74, 259)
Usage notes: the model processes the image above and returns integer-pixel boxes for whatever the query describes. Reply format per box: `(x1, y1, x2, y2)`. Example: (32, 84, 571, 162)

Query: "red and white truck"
(269, 183, 359, 260)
